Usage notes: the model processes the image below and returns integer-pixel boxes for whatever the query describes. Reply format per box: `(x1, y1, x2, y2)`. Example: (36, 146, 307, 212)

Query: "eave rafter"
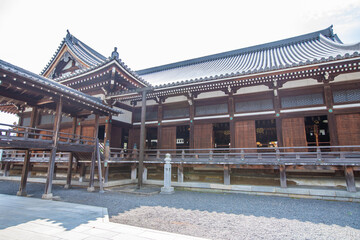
(108, 58, 360, 103)
(58, 61, 148, 94)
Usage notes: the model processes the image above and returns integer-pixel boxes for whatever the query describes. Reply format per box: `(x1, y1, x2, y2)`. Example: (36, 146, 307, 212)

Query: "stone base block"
(160, 187, 174, 194)
(42, 193, 53, 200)
(16, 191, 27, 197)
(87, 187, 95, 192)
(64, 184, 71, 189)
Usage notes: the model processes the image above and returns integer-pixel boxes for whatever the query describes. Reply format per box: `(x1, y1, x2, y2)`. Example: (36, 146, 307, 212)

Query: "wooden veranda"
(0, 59, 121, 198)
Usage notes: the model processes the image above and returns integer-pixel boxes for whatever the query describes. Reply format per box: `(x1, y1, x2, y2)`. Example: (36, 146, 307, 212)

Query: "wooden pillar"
(17, 106, 38, 196)
(177, 164, 184, 183)
(324, 83, 338, 146)
(189, 98, 195, 149)
(345, 166, 356, 192)
(102, 116, 111, 181)
(64, 117, 77, 189)
(273, 86, 283, 147)
(279, 165, 287, 188)
(79, 163, 86, 182)
(138, 90, 147, 188)
(157, 102, 163, 148)
(103, 140, 110, 183)
(43, 98, 63, 199)
(224, 165, 230, 185)
(3, 162, 10, 177)
(228, 92, 235, 148)
(88, 114, 100, 192)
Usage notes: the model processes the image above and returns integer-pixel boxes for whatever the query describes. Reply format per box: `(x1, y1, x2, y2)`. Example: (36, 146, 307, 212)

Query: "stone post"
(161, 153, 174, 194)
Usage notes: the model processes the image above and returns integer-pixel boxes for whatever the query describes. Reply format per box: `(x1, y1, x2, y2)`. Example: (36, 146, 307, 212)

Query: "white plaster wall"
(235, 85, 270, 95)
(334, 72, 360, 83)
(165, 95, 188, 103)
(197, 90, 226, 99)
(281, 78, 321, 89)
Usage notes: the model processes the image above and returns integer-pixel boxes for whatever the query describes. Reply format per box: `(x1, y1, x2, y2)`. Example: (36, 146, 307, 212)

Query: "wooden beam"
(344, 166, 356, 192)
(17, 106, 38, 196)
(88, 114, 99, 192)
(43, 97, 63, 199)
(64, 116, 77, 189)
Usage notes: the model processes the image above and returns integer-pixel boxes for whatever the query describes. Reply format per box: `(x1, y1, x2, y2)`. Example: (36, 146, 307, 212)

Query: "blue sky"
(0, 0, 360, 124)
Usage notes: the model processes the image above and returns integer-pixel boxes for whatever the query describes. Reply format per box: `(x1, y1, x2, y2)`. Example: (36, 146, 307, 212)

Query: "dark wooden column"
(228, 92, 235, 148)
(64, 116, 77, 189)
(323, 82, 338, 146)
(138, 90, 147, 188)
(344, 166, 356, 192)
(17, 106, 38, 196)
(43, 98, 63, 199)
(189, 97, 195, 149)
(104, 115, 112, 145)
(273, 85, 283, 147)
(157, 101, 163, 148)
(103, 115, 112, 182)
(88, 114, 100, 192)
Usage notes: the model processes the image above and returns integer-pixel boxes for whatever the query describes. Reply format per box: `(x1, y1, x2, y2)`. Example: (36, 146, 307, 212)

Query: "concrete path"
(0, 194, 206, 240)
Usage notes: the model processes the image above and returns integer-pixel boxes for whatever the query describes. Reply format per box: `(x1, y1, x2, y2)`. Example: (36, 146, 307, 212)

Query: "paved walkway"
(0, 194, 206, 240)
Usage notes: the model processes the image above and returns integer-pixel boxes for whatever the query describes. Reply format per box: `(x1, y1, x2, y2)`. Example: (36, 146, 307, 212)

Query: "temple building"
(1, 25, 360, 196)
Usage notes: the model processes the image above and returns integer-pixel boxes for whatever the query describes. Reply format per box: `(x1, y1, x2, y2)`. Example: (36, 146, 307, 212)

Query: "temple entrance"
(304, 115, 330, 147)
(146, 127, 158, 149)
(213, 122, 230, 148)
(98, 125, 105, 141)
(176, 125, 190, 149)
(255, 119, 277, 148)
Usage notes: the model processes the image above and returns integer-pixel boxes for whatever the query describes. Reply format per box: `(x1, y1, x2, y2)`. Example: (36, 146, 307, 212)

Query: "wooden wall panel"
(194, 123, 213, 149)
(81, 126, 94, 138)
(129, 128, 141, 149)
(336, 114, 360, 145)
(282, 118, 307, 148)
(234, 120, 256, 148)
(110, 126, 122, 148)
(59, 127, 72, 142)
(160, 126, 176, 149)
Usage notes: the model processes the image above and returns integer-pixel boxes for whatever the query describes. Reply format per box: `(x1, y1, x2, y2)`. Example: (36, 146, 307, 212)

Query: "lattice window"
(281, 93, 324, 108)
(133, 106, 158, 122)
(163, 107, 189, 119)
(22, 117, 31, 126)
(39, 115, 72, 125)
(195, 103, 228, 116)
(333, 89, 360, 103)
(235, 99, 274, 112)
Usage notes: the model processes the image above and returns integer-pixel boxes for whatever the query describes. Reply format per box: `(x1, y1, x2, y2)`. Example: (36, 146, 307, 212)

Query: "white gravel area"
(1, 180, 359, 240)
(111, 205, 360, 240)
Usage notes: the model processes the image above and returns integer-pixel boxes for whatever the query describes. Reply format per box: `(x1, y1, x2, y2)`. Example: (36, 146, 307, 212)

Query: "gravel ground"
(1, 180, 359, 240)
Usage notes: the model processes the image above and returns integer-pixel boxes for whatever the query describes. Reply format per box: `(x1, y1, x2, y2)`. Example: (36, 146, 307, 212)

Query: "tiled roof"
(0, 59, 122, 114)
(40, 30, 106, 75)
(137, 26, 360, 88)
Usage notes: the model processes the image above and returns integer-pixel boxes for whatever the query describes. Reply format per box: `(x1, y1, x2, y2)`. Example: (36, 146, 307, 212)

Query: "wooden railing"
(107, 146, 360, 166)
(0, 123, 96, 145)
(1, 150, 70, 163)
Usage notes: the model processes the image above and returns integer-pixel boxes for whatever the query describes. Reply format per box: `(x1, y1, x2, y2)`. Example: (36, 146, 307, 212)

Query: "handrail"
(0, 123, 96, 145)
(105, 145, 360, 165)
